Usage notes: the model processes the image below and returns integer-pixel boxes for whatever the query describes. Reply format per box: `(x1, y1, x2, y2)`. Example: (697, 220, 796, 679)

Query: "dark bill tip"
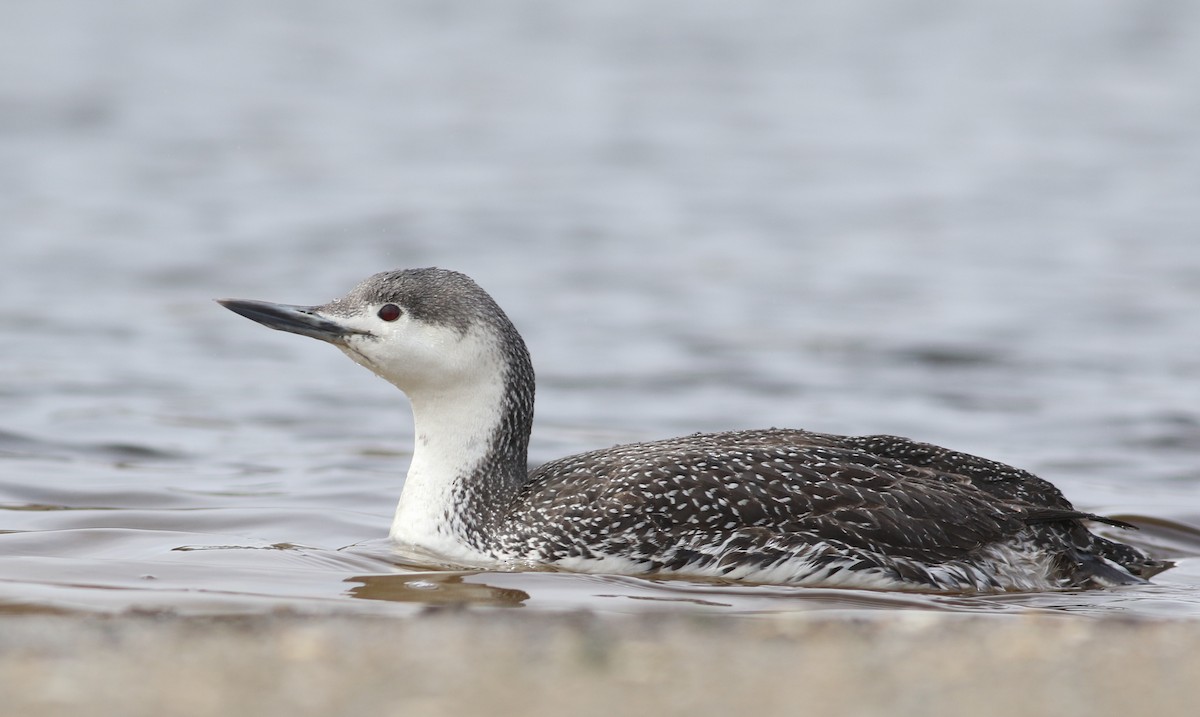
(217, 299, 369, 343)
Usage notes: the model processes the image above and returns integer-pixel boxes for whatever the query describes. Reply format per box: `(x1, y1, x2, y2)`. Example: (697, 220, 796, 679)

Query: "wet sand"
(2, 613, 1196, 717)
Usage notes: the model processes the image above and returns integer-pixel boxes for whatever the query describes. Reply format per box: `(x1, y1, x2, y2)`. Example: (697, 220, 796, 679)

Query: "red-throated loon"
(218, 267, 1166, 592)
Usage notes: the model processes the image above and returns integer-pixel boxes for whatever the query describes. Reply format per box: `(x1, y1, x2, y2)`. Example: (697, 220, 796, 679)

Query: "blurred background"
(1, 0, 1198, 615)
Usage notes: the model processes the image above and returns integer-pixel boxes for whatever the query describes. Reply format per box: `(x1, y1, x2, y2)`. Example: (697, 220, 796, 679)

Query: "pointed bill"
(217, 299, 372, 343)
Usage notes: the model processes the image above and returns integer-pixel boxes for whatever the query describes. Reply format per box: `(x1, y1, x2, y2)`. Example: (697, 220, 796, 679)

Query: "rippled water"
(2, 0, 1200, 617)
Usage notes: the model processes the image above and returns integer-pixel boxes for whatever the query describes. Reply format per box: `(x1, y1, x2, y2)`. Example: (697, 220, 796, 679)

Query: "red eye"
(377, 304, 402, 322)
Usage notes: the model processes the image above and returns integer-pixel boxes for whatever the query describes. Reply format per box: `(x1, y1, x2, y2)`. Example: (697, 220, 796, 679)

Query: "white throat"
(330, 307, 535, 566)
(382, 343, 515, 564)
(389, 381, 504, 555)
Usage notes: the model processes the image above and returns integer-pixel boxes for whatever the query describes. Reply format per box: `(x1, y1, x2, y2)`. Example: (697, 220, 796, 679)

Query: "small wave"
(0, 428, 183, 463)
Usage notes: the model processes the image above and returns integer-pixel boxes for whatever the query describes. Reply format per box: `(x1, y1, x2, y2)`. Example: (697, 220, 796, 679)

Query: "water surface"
(2, 0, 1199, 618)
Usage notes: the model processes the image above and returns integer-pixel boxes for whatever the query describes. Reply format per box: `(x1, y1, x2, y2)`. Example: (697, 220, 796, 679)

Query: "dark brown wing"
(508, 429, 1036, 564)
(840, 434, 1143, 529)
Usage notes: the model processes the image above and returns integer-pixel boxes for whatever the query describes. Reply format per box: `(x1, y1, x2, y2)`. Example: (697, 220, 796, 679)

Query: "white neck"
(389, 370, 512, 563)
(334, 313, 536, 565)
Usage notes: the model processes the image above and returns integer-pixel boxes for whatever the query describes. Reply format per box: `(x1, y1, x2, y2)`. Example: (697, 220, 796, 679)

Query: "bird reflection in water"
(345, 572, 530, 608)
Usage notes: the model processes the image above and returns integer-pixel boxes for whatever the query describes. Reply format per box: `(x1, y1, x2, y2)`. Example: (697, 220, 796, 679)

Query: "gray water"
(2, 0, 1199, 618)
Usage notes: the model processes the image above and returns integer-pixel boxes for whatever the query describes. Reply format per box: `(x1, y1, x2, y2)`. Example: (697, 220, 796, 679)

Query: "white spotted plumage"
(219, 268, 1167, 593)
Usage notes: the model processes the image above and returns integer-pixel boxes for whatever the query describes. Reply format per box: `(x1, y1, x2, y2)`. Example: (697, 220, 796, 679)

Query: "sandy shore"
(1, 612, 1196, 717)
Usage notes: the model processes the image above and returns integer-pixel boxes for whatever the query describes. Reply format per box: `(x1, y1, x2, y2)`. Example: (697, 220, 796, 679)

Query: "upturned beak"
(217, 299, 371, 343)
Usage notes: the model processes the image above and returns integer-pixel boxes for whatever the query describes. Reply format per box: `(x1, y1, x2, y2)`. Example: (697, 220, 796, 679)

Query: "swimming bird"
(219, 268, 1166, 592)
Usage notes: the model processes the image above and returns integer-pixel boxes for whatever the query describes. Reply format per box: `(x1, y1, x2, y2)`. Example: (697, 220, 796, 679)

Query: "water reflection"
(335, 561, 1200, 617)
(346, 573, 530, 608)
(1105, 515, 1200, 560)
